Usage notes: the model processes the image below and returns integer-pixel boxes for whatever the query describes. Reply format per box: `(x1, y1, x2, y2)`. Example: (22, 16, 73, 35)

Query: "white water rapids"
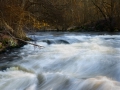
(0, 32, 120, 90)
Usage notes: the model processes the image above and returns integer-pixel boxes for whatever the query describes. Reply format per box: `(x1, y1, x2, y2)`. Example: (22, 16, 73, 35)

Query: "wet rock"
(42, 39, 69, 45)
(0, 34, 26, 54)
(42, 40, 54, 45)
(57, 40, 69, 44)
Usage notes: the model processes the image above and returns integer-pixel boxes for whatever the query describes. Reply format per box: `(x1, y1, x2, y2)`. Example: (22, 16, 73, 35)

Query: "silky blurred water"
(0, 32, 120, 90)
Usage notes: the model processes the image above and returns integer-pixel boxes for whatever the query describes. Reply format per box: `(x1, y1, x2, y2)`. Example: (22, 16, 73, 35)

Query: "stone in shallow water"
(42, 39, 69, 45)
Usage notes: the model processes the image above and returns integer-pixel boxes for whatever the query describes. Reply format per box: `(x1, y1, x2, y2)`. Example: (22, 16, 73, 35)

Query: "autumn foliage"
(0, 0, 120, 33)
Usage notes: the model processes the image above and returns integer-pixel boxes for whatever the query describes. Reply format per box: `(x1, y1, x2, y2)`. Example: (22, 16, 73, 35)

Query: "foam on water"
(1, 32, 120, 90)
(0, 67, 37, 90)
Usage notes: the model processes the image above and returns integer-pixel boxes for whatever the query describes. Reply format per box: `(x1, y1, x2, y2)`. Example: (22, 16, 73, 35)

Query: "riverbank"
(0, 32, 27, 54)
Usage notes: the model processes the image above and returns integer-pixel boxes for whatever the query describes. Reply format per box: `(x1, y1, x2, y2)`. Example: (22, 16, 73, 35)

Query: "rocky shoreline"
(0, 33, 27, 54)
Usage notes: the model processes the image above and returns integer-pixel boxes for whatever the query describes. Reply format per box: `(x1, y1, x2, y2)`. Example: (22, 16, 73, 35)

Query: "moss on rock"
(0, 33, 26, 53)
(0, 42, 3, 49)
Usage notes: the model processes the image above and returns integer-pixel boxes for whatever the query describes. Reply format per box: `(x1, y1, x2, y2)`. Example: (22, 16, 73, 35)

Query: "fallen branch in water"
(15, 37, 44, 48)
(6, 31, 44, 48)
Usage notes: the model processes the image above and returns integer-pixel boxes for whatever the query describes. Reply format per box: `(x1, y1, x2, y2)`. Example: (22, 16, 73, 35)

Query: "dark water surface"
(0, 32, 120, 90)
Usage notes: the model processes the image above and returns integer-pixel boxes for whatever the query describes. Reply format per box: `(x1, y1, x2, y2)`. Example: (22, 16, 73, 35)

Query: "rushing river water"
(0, 32, 120, 90)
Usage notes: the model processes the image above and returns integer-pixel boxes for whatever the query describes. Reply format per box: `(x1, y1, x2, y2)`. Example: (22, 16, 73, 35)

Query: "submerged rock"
(42, 39, 69, 45)
(56, 40, 69, 44)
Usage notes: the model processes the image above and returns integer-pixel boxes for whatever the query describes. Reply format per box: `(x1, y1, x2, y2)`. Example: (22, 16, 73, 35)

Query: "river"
(0, 32, 120, 90)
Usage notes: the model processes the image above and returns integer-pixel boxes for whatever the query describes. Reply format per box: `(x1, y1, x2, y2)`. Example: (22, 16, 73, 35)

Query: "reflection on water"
(0, 32, 120, 90)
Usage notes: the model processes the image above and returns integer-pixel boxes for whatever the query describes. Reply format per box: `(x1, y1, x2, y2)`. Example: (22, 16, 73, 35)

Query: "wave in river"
(0, 32, 120, 90)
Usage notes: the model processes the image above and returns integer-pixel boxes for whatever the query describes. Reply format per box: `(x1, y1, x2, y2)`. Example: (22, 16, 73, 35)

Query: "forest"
(0, 0, 120, 51)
